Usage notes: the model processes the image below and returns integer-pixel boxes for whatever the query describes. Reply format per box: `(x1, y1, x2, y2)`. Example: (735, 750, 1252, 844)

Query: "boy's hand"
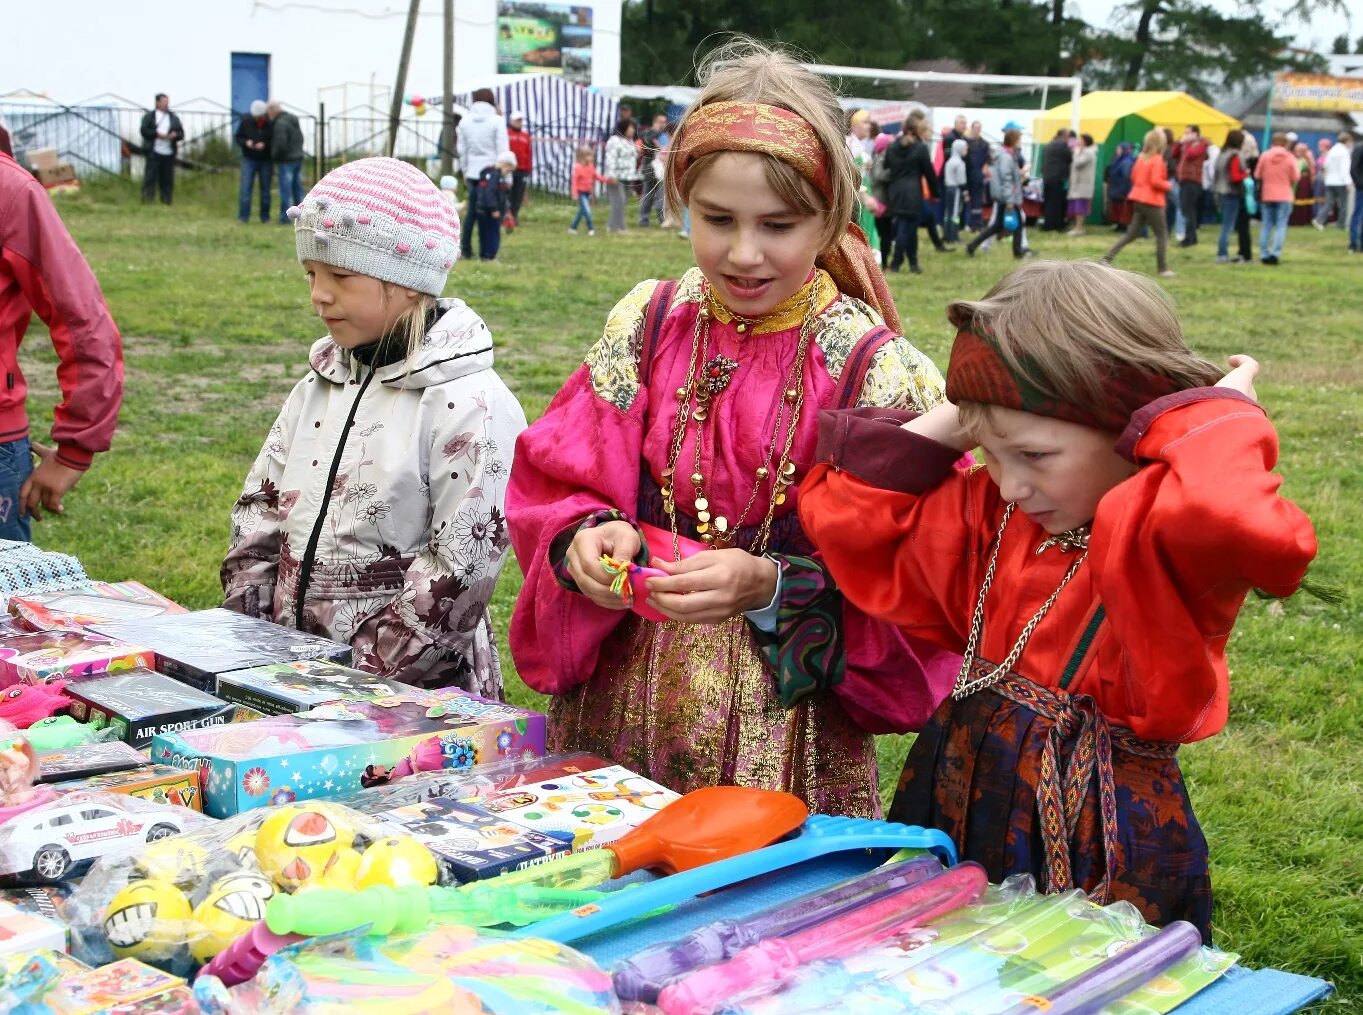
(903, 402, 974, 452)
(1216, 355, 1259, 402)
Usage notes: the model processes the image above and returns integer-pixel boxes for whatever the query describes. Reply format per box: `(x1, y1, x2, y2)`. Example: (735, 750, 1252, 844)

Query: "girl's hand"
(1216, 355, 1260, 402)
(566, 520, 642, 611)
(645, 551, 779, 625)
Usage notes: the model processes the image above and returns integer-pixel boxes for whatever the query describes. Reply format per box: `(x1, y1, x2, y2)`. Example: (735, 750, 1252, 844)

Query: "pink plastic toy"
(600, 522, 706, 623)
(196, 922, 303, 986)
(0, 681, 70, 728)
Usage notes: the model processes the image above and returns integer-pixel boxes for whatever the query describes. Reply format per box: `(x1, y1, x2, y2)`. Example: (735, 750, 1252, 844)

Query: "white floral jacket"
(221, 300, 527, 696)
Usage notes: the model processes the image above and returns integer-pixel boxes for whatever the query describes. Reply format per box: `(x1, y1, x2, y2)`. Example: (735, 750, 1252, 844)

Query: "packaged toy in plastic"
(198, 926, 622, 1014)
(66, 799, 441, 975)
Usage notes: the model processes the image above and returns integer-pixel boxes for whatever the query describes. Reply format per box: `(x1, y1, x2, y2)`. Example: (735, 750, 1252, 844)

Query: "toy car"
(0, 792, 184, 882)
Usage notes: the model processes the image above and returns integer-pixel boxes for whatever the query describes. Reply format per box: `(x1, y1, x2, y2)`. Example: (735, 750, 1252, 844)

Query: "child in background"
(800, 259, 1316, 938)
(222, 157, 528, 695)
(569, 145, 613, 236)
(507, 41, 956, 817)
(472, 151, 516, 261)
(943, 138, 968, 245)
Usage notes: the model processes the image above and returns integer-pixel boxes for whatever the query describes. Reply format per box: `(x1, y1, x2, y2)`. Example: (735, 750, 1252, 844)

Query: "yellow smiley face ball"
(189, 871, 276, 962)
(103, 879, 192, 960)
(354, 836, 439, 890)
(255, 806, 353, 891)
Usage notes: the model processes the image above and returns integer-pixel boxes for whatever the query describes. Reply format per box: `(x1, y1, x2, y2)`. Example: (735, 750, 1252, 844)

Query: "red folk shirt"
(799, 390, 1316, 744)
(0, 151, 123, 470)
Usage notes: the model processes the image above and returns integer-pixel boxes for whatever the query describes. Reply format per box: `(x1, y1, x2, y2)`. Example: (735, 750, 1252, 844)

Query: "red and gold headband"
(945, 329, 1184, 431)
(668, 101, 900, 333)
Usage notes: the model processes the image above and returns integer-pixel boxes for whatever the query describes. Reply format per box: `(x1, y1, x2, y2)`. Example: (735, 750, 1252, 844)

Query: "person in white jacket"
(1316, 132, 1353, 230)
(222, 157, 527, 697)
(455, 89, 509, 258)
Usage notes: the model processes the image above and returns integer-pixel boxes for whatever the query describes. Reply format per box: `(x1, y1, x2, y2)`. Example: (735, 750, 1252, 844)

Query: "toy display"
(36, 741, 150, 783)
(53, 765, 203, 813)
(477, 763, 680, 851)
(0, 630, 155, 687)
(0, 791, 207, 884)
(150, 689, 546, 818)
(91, 609, 353, 693)
(201, 925, 622, 1014)
(8, 581, 187, 633)
(0, 897, 68, 956)
(64, 670, 245, 749)
(375, 796, 570, 882)
(0, 679, 71, 728)
(66, 800, 437, 973)
(214, 659, 408, 716)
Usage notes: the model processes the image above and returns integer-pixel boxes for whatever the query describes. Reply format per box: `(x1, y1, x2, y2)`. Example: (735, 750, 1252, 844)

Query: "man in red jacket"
(0, 150, 124, 539)
(1171, 125, 1209, 247)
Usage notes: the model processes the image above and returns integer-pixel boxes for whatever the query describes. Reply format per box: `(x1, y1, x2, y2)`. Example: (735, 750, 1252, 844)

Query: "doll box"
(8, 581, 187, 633)
(64, 670, 245, 750)
(0, 630, 155, 689)
(90, 609, 352, 694)
(215, 659, 408, 715)
(52, 765, 203, 813)
(477, 764, 679, 851)
(0, 899, 68, 956)
(150, 690, 547, 818)
(376, 796, 570, 882)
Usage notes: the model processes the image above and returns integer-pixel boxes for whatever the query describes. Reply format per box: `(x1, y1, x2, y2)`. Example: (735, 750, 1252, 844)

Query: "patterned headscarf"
(946, 329, 1184, 431)
(668, 101, 900, 332)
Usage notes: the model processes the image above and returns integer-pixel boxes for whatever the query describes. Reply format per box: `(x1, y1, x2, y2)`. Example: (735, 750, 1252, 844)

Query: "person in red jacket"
(799, 259, 1316, 940)
(1170, 125, 1209, 247)
(506, 110, 533, 223)
(0, 150, 124, 539)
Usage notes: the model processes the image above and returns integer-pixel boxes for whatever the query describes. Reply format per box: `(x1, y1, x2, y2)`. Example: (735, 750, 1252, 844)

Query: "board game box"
(52, 765, 202, 813)
(91, 609, 352, 693)
(0, 630, 154, 688)
(376, 796, 569, 882)
(151, 689, 546, 818)
(35, 742, 149, 783)
(63, 670, 245, 749)
(215, 659, 407, 715)
(478, 764, 679, 851)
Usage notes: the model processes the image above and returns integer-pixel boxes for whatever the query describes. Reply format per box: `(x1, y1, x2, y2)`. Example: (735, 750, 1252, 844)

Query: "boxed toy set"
(52, 766, 203, 814)
(477, 763, 679, 851)
(150, 689, 547, 818)
(0, 898, 68, 956)
(63, 670, 246, 749)
(214, 659, 407, 715)
(8, 581, 187, 632)
(0, 630, 155, 688)
(376, 796, 570, 882)
(91, 609, 352, 693)
(35, 742, 149, 783)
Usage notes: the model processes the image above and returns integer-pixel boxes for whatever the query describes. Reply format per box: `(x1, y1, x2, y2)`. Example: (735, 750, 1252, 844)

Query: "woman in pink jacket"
(1254, 133, 1300, 265)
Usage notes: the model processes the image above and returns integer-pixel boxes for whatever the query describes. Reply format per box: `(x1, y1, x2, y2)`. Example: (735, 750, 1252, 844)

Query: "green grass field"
(20, 171, 1361, 1006)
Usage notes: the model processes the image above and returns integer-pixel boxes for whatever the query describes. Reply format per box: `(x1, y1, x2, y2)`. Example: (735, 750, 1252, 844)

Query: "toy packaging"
(375, 796, 570, 883)
(150, 690, 546, 819)
(0, 543, 87, 610)
(47, 957, 185, 1014)
(478, 764, 679, 851)
(37, 742, 150, 783)
(8, 581, 187, 633)
(64, 671, 248, 750)
(91, 609, 352, 694)
(214, 660, 407, 716)
(53, 765, 203, 814)
(0, 897, 68, 955)
(0, 630, 155, 688)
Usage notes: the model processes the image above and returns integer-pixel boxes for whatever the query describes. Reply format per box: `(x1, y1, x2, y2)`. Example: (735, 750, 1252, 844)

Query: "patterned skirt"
(549, 614, 880, 818)
(889, 673, 1212, 940)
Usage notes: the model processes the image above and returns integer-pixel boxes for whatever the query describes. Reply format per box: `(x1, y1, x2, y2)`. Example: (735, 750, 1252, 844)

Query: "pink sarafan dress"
(506, 268, 958, 817)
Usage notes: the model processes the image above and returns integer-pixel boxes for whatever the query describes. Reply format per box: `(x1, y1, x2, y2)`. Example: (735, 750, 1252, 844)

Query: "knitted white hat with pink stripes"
(288, 157, 460, 296)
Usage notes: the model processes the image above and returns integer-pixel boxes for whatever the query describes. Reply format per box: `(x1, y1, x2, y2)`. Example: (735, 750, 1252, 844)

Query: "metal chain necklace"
(952, 502, 1091, 700)
(659, 281, 820, 560)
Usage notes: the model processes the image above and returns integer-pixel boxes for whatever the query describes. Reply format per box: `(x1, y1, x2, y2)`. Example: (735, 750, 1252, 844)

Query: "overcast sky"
(1070, 0, 1356, 54)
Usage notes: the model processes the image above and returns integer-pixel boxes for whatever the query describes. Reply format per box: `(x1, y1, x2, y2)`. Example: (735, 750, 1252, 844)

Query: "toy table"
(572, 853, 1333, 1014)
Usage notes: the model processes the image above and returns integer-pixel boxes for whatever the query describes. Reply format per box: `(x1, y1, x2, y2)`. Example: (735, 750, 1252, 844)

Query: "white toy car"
(0, 792, 184, 882)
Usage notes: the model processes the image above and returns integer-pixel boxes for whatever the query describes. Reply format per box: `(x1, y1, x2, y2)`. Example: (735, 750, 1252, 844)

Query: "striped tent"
(458, 75, 619, 196)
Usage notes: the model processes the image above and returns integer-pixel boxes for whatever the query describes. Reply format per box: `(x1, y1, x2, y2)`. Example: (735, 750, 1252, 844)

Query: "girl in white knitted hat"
(222, 156, 527, 696)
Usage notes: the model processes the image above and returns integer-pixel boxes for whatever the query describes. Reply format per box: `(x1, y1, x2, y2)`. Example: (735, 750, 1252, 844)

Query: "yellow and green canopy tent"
(1034, 91, 1241, 223)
